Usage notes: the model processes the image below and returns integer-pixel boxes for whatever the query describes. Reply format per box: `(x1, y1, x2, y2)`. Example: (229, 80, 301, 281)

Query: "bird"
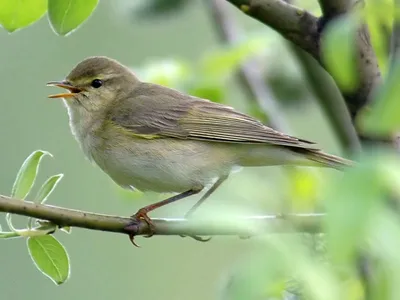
(47, 56, 353, 243)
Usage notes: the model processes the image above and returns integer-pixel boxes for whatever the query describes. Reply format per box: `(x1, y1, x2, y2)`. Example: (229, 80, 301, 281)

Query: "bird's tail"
(293, 148, 354, 170)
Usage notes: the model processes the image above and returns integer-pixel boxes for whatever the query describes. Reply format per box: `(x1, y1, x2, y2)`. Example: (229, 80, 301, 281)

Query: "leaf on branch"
(27, 235, 70, 285)
(0, 0, 47, 33)
(34, 174, 64, 204)
(48, 0, 99, 36)
(11, 150, 52, 200)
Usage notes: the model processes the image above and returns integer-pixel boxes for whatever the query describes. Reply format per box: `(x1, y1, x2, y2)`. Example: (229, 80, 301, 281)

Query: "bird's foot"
(180, 235, 212, 242)
(179, 212, 212, 242)
(132, 208, 156, 238)
(124, 220, 141, 248)
(125, 209, 156, 248)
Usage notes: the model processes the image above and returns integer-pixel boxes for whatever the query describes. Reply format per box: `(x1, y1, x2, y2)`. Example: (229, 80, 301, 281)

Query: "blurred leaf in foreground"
(321, 13, 360, 92)
(324, 152, 384, 267)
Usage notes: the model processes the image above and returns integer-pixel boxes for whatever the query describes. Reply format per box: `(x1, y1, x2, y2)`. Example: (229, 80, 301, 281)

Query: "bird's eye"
(91, 79, 103, 88)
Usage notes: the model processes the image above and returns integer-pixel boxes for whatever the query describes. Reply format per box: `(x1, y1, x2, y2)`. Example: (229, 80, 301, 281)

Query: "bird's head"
(47, 56, 139, 112)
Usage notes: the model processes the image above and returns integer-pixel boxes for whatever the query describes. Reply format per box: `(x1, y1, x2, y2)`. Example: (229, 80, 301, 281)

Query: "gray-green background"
(0, 1, 341, 299)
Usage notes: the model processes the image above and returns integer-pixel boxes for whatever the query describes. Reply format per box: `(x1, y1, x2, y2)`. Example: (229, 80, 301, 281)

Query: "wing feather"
(109, 83, 318, 149)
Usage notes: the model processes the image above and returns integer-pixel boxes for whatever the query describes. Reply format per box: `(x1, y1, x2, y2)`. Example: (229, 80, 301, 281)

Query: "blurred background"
(0, 0, 352, 299)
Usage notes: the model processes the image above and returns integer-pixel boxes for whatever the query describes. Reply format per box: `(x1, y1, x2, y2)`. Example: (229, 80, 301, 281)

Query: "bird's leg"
(185, 176, 227, 219)
(181, 176, 228, 242)
(129, 188, 202, 244)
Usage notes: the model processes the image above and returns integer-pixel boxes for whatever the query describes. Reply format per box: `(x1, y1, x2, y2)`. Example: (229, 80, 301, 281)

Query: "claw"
(124, 222, 141, 247)
(190, 235, 212, 242)
(180, 234, 212, 242)
(128, 233, 141, 248)
(132, 208, 156, 238)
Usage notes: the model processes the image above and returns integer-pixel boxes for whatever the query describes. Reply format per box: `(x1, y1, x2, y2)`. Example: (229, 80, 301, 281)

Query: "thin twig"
(0, 195, 323, 238)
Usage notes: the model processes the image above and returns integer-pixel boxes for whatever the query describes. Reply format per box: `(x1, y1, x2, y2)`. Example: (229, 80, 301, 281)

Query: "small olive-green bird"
(47, 56, 352, 233)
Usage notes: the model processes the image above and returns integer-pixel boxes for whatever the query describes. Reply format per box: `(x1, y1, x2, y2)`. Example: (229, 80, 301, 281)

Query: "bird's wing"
(108, 83, 318, 149)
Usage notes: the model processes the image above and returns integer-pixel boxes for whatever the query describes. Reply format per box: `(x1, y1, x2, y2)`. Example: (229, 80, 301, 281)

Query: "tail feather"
(292, 148, 354, 170)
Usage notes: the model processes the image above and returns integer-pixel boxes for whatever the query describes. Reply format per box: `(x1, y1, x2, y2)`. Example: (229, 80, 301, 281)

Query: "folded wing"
(109, 83, 318, 149)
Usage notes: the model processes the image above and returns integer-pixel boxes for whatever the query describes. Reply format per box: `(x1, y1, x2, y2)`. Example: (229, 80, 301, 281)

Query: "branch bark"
(224, 0, 381, 123)
(0, 194, 323, 239)
(226, 0, 320, 59)
(389, 0, 400, 72)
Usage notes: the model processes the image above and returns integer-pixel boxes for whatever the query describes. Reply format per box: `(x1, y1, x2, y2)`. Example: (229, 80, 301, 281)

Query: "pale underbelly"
(89, 139, 238, 193)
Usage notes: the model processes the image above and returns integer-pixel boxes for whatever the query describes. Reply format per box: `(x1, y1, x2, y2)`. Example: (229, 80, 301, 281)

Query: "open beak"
(46, 80, 82, 98)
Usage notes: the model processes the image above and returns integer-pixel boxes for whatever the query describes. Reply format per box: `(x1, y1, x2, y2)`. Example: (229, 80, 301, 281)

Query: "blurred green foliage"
(135, 36, 268, 105)
(321, 14, 360, 92)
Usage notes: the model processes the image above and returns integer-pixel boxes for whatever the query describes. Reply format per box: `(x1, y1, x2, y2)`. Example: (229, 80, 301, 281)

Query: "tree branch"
(226, 0, 320, 59)
(389, 0, 400, 72)
(0, 194, 323, 239)
(224, 0, 381, 124)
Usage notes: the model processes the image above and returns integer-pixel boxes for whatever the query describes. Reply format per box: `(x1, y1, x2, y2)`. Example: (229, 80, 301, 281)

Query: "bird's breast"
(88, 135, 238, 193)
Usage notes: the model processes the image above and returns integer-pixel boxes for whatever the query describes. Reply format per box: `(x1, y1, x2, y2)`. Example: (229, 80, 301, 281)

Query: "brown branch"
(226, 0, 320, 59)
(0, 194, 323, 239)
(389, 0, 400, 72)
(224, 0, 381, 124)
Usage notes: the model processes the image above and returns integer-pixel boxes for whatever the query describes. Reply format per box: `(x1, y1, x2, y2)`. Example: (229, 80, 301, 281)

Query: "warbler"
(47, 56, 352, 235)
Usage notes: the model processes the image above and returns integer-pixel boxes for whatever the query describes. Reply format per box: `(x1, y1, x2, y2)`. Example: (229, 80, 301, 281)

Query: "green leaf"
(27, 235, 70, 285)
(0, 0, 47, 33)
(357, 59, 400, 137)
(34, 174, 64, 204)
(321, 14, 360, 92)
(11, 150, 52, 200)
(48, 0, 98, 36)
